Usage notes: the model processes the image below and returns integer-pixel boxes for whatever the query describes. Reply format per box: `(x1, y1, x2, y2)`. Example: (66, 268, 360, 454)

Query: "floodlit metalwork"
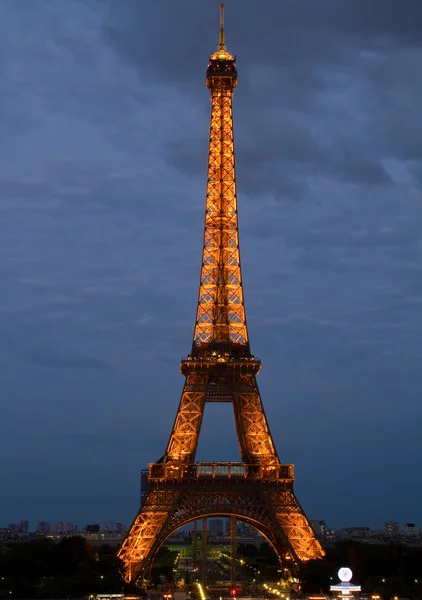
(193, 11, 244, 355)
(118, 5, 324, 583)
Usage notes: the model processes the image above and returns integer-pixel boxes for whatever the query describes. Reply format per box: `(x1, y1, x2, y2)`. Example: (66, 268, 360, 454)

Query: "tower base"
(118, 463, 324, 583)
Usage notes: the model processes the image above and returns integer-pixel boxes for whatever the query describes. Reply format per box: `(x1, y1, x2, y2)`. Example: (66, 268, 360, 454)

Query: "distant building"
(341, 527, 370, 537)
(36, 521, 51, 534)
(19, 521, 29, 533)
(115, 522, 124, 533)
(99, 523, 125, 533)
(6, 521, 29, 534)
(85, 524, 100, 534)
(140, 469, 150, 508)
(403, 523, 420, 536)
(384, 521, 399, 535)
(311, 520, 328, 541)
(52, 522, 64, 534)
(238, 522, 259, 537)
(209, 519, 224, 535)
(51, 522, 77, 534)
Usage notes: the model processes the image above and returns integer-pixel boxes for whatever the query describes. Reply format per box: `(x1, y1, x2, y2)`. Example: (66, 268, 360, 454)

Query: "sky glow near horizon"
(1, 0, 422, 530)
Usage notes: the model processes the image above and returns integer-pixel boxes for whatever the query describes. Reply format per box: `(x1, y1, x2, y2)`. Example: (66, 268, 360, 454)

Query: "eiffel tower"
(118, 5, 324, 583)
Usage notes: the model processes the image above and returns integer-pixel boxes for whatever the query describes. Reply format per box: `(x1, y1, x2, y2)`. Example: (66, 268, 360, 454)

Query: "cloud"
(102, 0, 422, 206)
(0, 0, 421, 530)
(24, 347, 112, 370)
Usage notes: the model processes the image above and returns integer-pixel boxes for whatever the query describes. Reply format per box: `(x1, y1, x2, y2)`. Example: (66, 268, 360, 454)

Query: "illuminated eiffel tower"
(118, 5, 324, 583)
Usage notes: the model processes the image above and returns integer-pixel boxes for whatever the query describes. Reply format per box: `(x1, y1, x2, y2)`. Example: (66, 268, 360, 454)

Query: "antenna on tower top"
(219, 3, 226, 50)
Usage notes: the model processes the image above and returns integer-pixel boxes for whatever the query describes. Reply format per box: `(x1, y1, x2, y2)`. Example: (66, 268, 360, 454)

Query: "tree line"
(0, 537, 126, 599)
(2, 537, 422, 598)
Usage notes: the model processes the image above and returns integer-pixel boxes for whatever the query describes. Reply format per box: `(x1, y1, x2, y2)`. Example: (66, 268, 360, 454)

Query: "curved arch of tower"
(138, 511, 296, 582)
(118, 5, 324, 584)
(122, 483, 322, 584)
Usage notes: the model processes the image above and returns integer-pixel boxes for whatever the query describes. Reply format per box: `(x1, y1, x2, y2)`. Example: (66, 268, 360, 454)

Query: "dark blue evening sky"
(1, 0, 422, 531)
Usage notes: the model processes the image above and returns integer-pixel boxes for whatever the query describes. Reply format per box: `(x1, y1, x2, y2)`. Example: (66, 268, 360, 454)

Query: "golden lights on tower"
(117, 6, 324, 584)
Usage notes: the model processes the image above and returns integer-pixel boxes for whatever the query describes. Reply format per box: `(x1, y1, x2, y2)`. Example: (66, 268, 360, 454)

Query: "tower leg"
(266, 489, 324, 562)
(231, 516, 236, 588)
(202, 517, 207, 584)
(193, 519, 197, 568)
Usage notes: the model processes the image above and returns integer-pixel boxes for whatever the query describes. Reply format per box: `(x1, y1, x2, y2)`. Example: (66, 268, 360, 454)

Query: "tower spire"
(219, 3, 226, 50)
(211, 3, 234, 61)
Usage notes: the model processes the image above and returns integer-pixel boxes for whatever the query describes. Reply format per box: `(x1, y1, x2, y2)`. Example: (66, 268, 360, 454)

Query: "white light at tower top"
(338, 567, 353, 583)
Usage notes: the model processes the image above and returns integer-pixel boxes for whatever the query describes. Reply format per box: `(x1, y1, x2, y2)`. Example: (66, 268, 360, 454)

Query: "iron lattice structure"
(118, 6, 324, 583)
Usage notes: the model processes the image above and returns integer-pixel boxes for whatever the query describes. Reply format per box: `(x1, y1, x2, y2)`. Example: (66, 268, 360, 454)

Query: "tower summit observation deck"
(117, 5, 324, 584)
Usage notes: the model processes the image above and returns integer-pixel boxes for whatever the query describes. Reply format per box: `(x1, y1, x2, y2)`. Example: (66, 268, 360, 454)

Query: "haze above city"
(1, 1, 422, 530)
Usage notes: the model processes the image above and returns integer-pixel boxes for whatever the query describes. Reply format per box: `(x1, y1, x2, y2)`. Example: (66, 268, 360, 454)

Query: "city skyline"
(3, 518, 422, 534)
(1, 1, 422, 529)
